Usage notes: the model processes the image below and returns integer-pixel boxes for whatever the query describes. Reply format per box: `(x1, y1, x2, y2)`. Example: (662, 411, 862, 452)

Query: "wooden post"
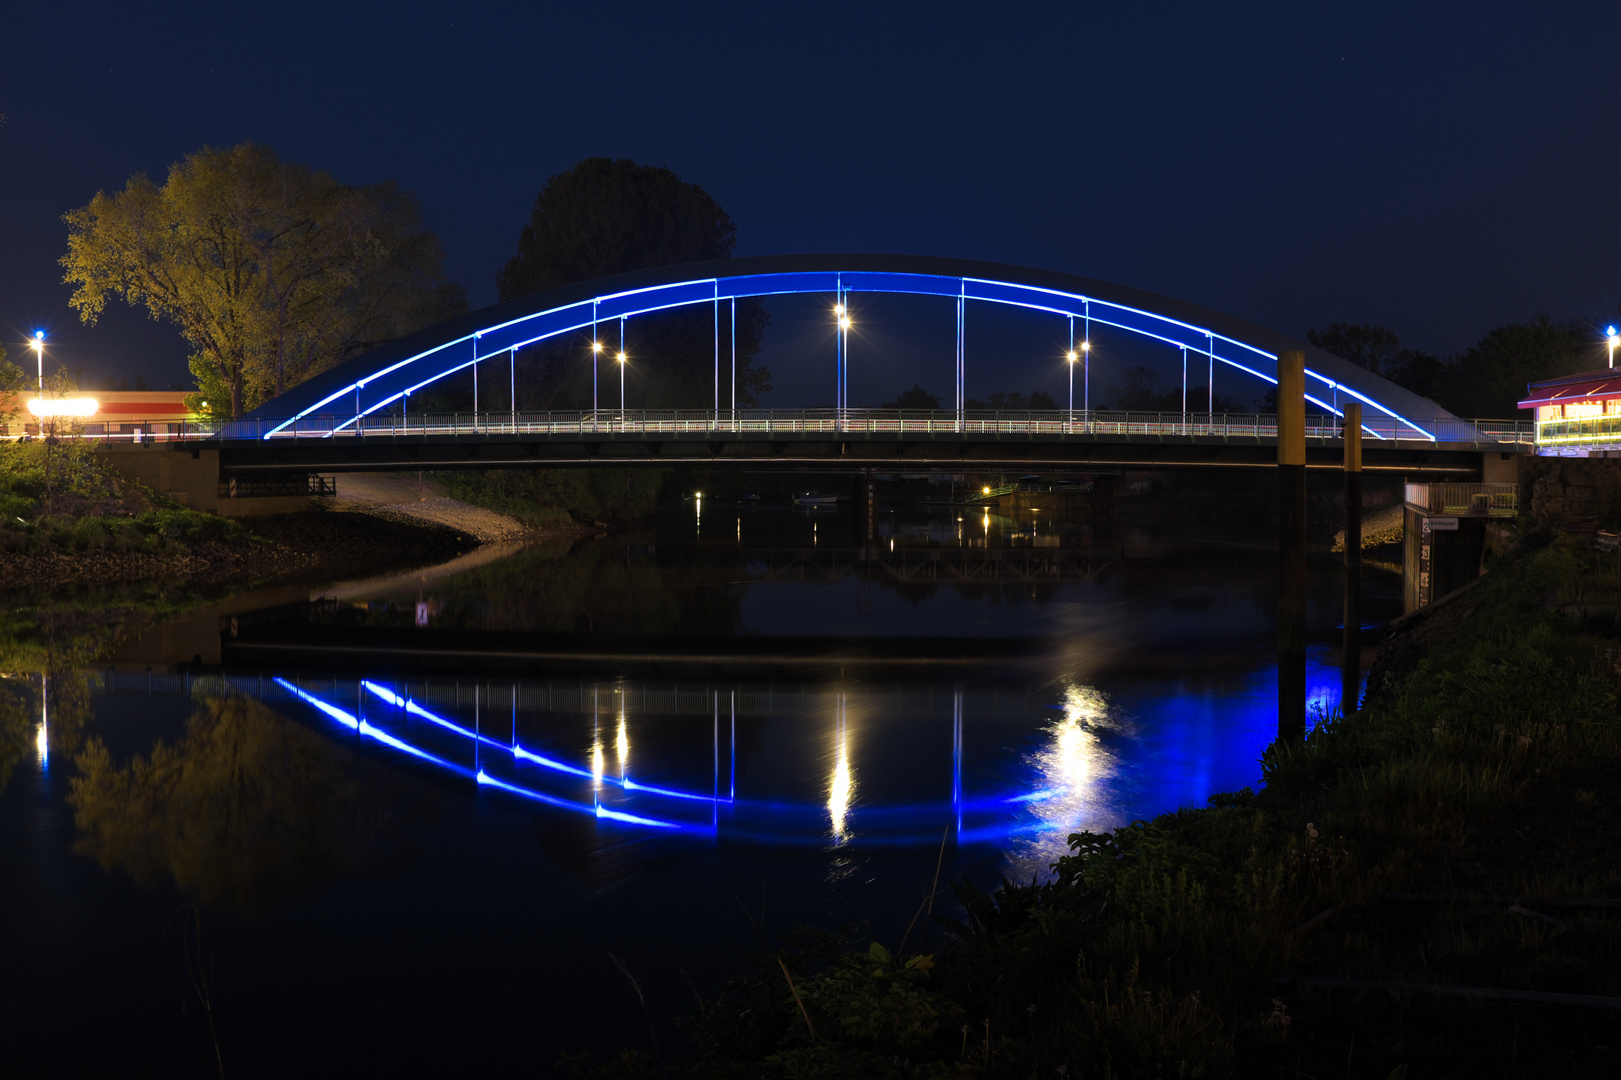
(1278, 350, 1307, 741)
(1342, 403, 1362, 717)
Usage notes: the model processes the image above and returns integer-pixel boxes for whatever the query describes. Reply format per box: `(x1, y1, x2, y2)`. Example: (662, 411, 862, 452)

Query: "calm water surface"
(1, 499, 1394, 1075)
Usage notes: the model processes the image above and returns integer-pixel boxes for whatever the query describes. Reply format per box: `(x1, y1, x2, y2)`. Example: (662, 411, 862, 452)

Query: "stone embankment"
(1331, 503, 1404, 552)
(1524, 457, 1621, 530)
(323, 473, 543, 543)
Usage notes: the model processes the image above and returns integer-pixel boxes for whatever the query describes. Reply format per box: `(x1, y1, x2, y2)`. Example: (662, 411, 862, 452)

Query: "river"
(0, 494, 1396, 1074)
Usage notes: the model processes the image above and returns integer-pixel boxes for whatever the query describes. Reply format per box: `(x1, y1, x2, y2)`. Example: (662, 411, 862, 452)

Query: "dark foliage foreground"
(570, 532, 1621, 1079)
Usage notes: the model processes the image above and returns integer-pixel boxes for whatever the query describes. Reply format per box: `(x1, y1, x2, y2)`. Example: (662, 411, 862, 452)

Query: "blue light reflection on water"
(275, 643, 1355, 879)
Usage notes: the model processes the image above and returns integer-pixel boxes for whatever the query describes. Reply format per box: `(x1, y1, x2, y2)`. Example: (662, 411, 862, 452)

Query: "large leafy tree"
(61, 143, 465, 418)
(1305, 322, 1403, 378)
(496, 157, 770, 409)
(1306, 321, 1447, 405)
(1437, 315, 1584, 417)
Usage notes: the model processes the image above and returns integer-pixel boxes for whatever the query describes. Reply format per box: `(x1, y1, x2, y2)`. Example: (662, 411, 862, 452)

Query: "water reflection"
(828, 693, 853, 844)
(34, 673, 48, 769)
(66, 692, 438, 913)
(1002, 683, 1118, 877)
(16, 499, 1394, 922)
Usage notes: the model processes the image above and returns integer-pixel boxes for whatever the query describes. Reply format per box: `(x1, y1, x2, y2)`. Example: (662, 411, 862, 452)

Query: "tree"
(880, 384, 943, 409)
(496, 158, 770, 409)
(0, 343, 24, 434)
(1434, 316, 1583, 418)
(61, 143, 465, 418)
(1305, 323, 1403, 378)
(964, 390, 1061, 410)
(1305, 320, 1451, 408)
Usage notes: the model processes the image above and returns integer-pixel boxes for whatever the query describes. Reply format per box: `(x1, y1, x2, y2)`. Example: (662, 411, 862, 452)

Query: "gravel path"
(324, 473, 533, 543)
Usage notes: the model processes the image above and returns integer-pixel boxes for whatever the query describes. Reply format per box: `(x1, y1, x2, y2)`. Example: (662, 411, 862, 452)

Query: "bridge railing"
(60, 409, 1536, 446)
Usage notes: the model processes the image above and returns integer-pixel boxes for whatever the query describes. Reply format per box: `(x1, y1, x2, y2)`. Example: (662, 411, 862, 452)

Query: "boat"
(796, 491, 839, 506)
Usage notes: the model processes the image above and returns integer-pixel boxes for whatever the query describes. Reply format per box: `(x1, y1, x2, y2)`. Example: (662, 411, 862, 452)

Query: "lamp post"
(31, 331, 45, 392)
(1067, 349, 1077, 420)
(1609, 325, 1618, 370)
(592, 339, 603, 429)
(29, 332, 44, 439)
(617, 350, 626, 429)
(1081, 339, 1091, 421)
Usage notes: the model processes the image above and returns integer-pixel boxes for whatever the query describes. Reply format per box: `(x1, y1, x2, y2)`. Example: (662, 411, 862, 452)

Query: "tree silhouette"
(495, 158, 770, 410)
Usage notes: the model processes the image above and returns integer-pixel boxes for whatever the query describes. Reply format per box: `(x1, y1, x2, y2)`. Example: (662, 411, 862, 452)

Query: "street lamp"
(592, 339, 603, 415)
(1609, 325, 1619, 370)
(617, 350, 626, 421)
(30, 331, 44, 396)
(1066, 348, 1077, 417)
(833, 303, 852, 416)
(1081, 339, 1091, 416)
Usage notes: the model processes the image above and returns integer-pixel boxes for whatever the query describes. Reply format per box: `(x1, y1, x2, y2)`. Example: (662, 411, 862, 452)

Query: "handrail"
(36, 409, 1536, 448)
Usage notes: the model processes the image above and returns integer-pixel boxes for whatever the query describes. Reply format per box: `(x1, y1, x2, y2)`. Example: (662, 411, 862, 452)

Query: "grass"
(566, 530, 1621, 1079)
(0, 440, 249, 555)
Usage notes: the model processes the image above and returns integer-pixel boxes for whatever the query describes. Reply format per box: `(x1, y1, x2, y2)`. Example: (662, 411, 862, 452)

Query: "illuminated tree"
(61, 143, 465, 418)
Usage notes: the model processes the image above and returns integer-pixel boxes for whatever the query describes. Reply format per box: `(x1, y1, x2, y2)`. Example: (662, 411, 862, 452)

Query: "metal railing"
(52, 409, 1534, 447)
(1536, 415, 1621, 448)
(1404, 482, 1519, 518)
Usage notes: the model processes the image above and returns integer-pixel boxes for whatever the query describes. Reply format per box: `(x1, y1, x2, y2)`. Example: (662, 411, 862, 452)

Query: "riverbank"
(0, 458, 600, 595)
(595, 528, 1621, 1079)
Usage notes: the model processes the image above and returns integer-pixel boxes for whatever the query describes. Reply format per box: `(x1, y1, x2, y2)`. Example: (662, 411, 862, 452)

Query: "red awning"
(1519, 374, 1621, 409)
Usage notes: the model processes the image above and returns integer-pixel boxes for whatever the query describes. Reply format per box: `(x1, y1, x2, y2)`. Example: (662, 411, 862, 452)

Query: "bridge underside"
(217, 431, 1498, 476)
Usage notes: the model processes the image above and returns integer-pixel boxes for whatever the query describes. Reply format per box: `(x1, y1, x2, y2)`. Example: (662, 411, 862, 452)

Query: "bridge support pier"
(1278, 350, 1307, 742)
(1342, 404, 1362, 717)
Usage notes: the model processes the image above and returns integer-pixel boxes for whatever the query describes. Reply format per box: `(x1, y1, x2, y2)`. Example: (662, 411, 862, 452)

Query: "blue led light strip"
(259, 267, 1439, 443)
(361, 681, 730, 803)
(280, 679, 694, 830)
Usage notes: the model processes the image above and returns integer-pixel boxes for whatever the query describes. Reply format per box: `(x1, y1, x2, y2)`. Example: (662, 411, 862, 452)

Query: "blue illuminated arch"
(246, 254, 1455, 439)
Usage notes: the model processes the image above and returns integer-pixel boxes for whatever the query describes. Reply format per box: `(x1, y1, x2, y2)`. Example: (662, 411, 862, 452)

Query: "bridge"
(133, 253, 1523, 481)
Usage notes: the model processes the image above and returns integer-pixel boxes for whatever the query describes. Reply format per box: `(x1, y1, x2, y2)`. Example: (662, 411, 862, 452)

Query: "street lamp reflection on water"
(828, 694, 854, 843)
(1003, 683, 1116, 879)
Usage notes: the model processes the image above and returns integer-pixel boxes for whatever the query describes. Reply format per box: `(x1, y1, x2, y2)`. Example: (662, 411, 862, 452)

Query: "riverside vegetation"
(568, 530, 1621, 1079)
(0, 439, 249, 578)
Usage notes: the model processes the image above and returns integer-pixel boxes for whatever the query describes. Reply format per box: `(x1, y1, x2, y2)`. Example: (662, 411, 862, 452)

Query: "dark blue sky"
(4, 0, 1620, 405)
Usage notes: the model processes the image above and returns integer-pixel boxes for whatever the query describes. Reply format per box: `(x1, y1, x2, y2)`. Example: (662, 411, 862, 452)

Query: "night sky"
(4, 0, 1620, 405)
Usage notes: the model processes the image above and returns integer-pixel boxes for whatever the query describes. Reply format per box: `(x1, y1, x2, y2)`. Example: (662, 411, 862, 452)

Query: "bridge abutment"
(96, 444, 316, 518)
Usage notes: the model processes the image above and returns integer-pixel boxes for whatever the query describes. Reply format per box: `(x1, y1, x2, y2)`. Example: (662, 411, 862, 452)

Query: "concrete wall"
(96, 444, 311, 518)
(97, 445, 221, 511)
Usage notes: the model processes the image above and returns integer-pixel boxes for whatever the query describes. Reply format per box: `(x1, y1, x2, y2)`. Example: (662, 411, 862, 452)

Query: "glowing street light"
(29, 331, 43, 395)
(1609, 325, 1619, 370)
(592, 339, 603, 418)
(617, 350, 627, 417)
(833, 301, 852, 415)
(1081, 339, 1091, 414)
(1067, 348, 1077, 416)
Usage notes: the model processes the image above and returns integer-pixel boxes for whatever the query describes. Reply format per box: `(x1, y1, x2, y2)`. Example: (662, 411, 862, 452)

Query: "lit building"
(1519, 370, 1621, 457)
(10, 390, 198, 438)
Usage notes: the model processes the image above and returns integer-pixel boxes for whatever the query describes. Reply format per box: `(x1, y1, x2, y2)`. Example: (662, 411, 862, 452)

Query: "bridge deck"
(92, 409, 1531, 476)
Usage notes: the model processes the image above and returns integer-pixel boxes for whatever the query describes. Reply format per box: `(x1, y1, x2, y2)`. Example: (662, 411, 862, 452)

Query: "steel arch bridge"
(210, 254, 1529, 476)
(246, 254, 1451, 431)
